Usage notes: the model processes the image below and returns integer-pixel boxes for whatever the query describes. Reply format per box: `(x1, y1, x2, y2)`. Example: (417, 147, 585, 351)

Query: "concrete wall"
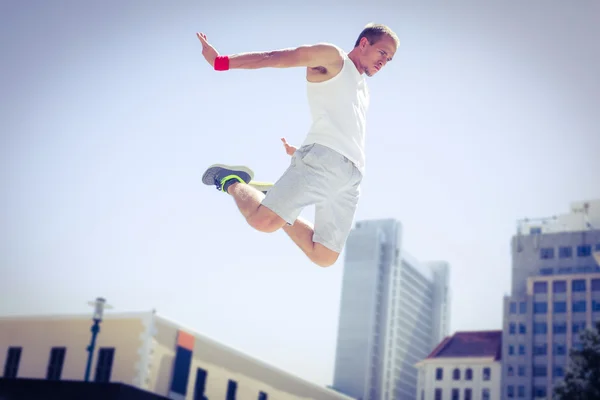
(0, 313, 146, 384)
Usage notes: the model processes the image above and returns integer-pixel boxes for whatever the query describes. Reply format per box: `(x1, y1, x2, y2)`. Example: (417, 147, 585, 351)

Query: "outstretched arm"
(197, 32, 343, 70)
(226, 44, 342, 69)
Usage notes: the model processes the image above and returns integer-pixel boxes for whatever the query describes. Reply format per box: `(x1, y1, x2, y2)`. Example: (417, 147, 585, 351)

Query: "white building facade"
(415, 331, 502, 400)
(0, 311, 354, 400)
(331, 219, 451, 400)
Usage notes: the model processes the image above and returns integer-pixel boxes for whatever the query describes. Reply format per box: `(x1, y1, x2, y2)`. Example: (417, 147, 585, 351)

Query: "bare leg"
(226, 182, 264, 220)
(282, 217, 318, 256)
(282, 217, 340, 267)
(226, 182, 339, 266)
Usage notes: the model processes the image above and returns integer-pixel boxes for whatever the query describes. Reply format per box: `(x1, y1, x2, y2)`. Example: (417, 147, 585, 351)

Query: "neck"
(347, 49, 363, 74)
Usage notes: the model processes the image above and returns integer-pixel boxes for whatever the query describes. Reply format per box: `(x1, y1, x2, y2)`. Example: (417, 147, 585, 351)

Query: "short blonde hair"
(354, 23, 399, 48)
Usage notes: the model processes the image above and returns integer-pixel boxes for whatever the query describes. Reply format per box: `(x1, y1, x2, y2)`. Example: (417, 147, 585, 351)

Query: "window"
(533, 281, 547, 293)
(540, 247, 554, 259)
(507, 365, 514, 376)
(573, 300, 586, 313)
(519, 345, 525, 355)
(518, 365, 525, 376)
(46, 347, 66, 380)
(553, 281, 567, 293)
(509, 323, 516, 334)
(436, 367, 443, 380)
(553, 322, 567, 334)
(508, 345, 514, 355)
(577, 245, 591, 257)
(258, 392, 268, 400)
(507, 385, 514, 398)
(592, 279, 600, 291)
(554, 301, 567, 313)
(193, 368, 208, 400)
(94, 347, 114, 383)
(593, 300, 600, 312)
(452, 388, 459, 400)
(553, 366, 564, 378)
(533, 343, 547, 356)
(519, 302, 527, 313)
(226, 380, 237, 400)
(453, 368, 460, 380)
(518, 385, 525, 398)
(519, 323, 526, 334)
(483, 367, 491, 381)
(572, 279, 586, 292)
(465, 368, 472, 380)
(573, 321, 586, 333)
(170, 345, 192, 395)
(533, 386, 547, 397)
(435, 388, 442, 400)
(533, 322, 547, 334)
(553, 343, 566, 356)
(533, 365, 547, 377)
(3, 347, 21, 378)
(510, 302, 517, 314)
(533, 302, 547, 314)
(464, 388, 472, 400)
(559, 246, 572, 258)
(540, 267, 553, 275)
(482, 388, 490, 400)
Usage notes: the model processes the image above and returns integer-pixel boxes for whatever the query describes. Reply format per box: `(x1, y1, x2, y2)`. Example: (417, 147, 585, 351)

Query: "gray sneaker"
(202, 164, 254, 193)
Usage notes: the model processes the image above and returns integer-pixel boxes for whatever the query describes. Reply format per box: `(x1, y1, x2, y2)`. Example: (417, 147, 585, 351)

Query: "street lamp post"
(84, 297, 112, 382)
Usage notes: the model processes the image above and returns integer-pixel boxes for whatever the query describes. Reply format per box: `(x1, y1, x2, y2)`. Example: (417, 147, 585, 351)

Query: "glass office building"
(331, 219, 450, 400)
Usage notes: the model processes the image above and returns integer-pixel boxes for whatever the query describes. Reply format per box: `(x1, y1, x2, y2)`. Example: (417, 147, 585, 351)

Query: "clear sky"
(1, 0, 599, 387)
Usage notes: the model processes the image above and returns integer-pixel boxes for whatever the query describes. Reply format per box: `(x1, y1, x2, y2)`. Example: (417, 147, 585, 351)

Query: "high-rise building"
(331, 219, 451, 400)
(501, 199, 600, 399)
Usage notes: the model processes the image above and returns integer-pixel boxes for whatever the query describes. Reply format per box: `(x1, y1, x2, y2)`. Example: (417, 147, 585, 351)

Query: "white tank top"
(301, 49, 369, 175)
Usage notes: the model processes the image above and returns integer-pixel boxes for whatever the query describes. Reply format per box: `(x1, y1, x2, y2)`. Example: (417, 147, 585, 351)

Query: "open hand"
(196, 32, 218, 67)
(281, 137, 297, 156)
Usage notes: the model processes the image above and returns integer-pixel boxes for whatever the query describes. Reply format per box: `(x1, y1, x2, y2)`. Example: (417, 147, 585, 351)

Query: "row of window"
(532, 300, 600, 314)
(534, 300, 600, 314)
(507, 340, 585, 359)
(430, 388, 491, 400)
(539, 243, 600, 260)
(532, 278, 600, 294)
(3, 346, 113, 382)
(435, 367, 491, 381)
(509, 320, 590, 336)
(506, 385, 547, 398)
(506, 364, 564, 378)
(2, 346, 269, 400)
(539, 265, 600, 275)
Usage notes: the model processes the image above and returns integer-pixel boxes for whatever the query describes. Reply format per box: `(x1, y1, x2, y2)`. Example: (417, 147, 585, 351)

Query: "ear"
(359, 37, 370, 49)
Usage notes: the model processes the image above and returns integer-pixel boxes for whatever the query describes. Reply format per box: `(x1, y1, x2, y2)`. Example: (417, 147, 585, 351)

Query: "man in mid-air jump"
(198, 23, 399, 267)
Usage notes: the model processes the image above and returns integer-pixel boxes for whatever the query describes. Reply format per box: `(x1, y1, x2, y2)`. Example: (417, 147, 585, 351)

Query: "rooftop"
(426, 330, 502, 361)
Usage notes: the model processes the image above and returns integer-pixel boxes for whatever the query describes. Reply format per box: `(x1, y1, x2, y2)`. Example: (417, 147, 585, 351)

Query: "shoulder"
(294, 42, 344, 66)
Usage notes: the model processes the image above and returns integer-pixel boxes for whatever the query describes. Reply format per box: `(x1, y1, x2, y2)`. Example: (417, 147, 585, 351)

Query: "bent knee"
(311, 244, 340, 267)
(247, 206, 286, 233)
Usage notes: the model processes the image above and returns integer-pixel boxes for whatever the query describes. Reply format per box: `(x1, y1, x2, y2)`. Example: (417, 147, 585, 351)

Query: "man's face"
(359, 35, 397, 77)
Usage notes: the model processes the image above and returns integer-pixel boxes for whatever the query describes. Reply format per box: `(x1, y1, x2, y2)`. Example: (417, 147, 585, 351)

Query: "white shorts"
(261, 143, 362, 253)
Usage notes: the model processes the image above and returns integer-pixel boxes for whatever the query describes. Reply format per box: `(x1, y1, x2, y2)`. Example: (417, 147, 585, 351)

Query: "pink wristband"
(214, 55, 229, 71)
